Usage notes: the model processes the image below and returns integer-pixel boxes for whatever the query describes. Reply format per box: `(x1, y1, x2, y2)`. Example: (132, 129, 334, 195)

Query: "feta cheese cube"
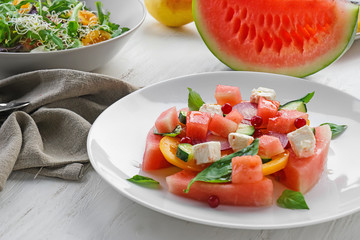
(250, 87, 276, 104)
(228, 132, 254, 152)
(199, 104, 223, 117)
(193, 141, 221, 165)
(287, 125, 316, 158)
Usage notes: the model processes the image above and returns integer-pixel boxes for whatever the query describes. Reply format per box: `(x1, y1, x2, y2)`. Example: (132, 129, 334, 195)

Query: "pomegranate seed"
(208, 195, 220, 208)
(180, 137, 192, 144)
(221, 103, 232, 114)
(294, 117, 307, 129)
(251, 116, 263, 127)
(253, 129, 263, 138)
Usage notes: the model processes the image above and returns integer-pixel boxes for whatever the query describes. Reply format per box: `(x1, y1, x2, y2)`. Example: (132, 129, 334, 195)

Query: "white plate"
(87, 71, 360, 229)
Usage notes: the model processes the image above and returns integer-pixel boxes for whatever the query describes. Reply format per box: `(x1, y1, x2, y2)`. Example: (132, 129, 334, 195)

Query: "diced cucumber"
(279, 100, 307, 112)
(176, 143, 193, 162)
(236, 123, 255, 136)
(279, 92, 314, 113)
(178, 111, 187, 124)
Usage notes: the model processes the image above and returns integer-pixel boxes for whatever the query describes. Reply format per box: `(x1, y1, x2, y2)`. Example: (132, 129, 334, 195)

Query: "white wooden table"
(1, 9, 360, 240)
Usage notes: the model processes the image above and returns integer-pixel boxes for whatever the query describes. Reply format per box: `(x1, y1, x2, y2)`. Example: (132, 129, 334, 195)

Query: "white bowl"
(0, 0, 146, 74)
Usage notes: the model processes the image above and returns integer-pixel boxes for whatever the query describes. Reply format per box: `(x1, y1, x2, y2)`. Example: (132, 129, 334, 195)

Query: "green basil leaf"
(299, 91, 315, 104)
(127, 175, 160, 188)
(188, 88, 204, 111)
(277, 189, 309, 210)
(154, 125, 182, 137)
(320, 123, 347, 139)
(184, 139, 259, 193)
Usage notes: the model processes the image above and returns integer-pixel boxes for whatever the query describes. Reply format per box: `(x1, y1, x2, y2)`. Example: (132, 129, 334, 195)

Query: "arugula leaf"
(154, 125, 182, 137)
(49, 31, 64, 49)
(127, 175, 160, 188)
(277, 189, 309, 210)
(37, 0, 43, 16)
(0, 20, 10, 43)
(184, 139, 259, 193)
(67, 2, 82, 38)
(48, 0, 74, 12)
(95, 1, 105, 24)
(0, 0, 14, 4)
(111, 27, 129, 38)
(320, 123, 347, 139)
(38, 29, 64, 50)
(187, 88, 204, 111)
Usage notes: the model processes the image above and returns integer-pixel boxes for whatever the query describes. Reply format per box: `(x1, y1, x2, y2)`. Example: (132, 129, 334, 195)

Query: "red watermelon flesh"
(193, 0, 358, 77)
(225, 109, 244, 124)
(155, 106, 179, 134)
(166, 170, 273, 206)
(267, 109, 308, 134)
(231, 155, 263, 184)
(186, 111, 211, 141)
(208, 114, 238, 138)
(142, 126, 172, 171)
(278, 124, 332, 193)
(258, 135, 285, 159)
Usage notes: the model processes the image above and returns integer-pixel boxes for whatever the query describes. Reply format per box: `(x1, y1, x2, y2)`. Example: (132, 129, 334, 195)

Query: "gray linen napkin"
(0, 69, 139, 191)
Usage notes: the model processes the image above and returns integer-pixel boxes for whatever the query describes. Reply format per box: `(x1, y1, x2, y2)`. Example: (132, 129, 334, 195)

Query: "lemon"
(144, 0, 193, 27)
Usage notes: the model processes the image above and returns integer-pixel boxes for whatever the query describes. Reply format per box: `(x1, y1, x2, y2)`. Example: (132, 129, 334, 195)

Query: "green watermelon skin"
(193, 0, 359, 77)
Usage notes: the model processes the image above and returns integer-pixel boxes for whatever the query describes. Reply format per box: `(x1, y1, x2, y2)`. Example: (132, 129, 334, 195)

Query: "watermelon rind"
(193, 0, 359, 77)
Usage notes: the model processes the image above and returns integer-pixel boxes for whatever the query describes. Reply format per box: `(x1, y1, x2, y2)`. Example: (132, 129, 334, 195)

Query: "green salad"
(0, 0, 129, 52)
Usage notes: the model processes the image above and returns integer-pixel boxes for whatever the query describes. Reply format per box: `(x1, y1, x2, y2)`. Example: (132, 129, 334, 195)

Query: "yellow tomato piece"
(159, 136, 207, 172)
(13, 0, 30, 13)
(81, 30, 111, 46)
(78, 10, 98, 26)
(262, 150, 289, 176)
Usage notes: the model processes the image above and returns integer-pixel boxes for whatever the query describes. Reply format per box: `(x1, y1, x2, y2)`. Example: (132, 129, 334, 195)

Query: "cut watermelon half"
(193, 0, 359, 77)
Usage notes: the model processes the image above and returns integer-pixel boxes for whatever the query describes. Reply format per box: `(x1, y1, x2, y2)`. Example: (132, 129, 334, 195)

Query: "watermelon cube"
(208, 114, 238, 138)
(155, 106, 180, 134)
(215, 85, 242, 106)
(142, 126, 172, 171)
(231, 155, 263, 183)
(225, 109, 244, 124)
(186, 111, 211, 141)
(267, 110, 309, 134)
(258, 135, 285, 159)
(257, 97, 280, 126)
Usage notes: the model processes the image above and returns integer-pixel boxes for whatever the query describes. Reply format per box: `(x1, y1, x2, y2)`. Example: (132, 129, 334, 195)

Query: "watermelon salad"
(130, 85, 347, 209)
